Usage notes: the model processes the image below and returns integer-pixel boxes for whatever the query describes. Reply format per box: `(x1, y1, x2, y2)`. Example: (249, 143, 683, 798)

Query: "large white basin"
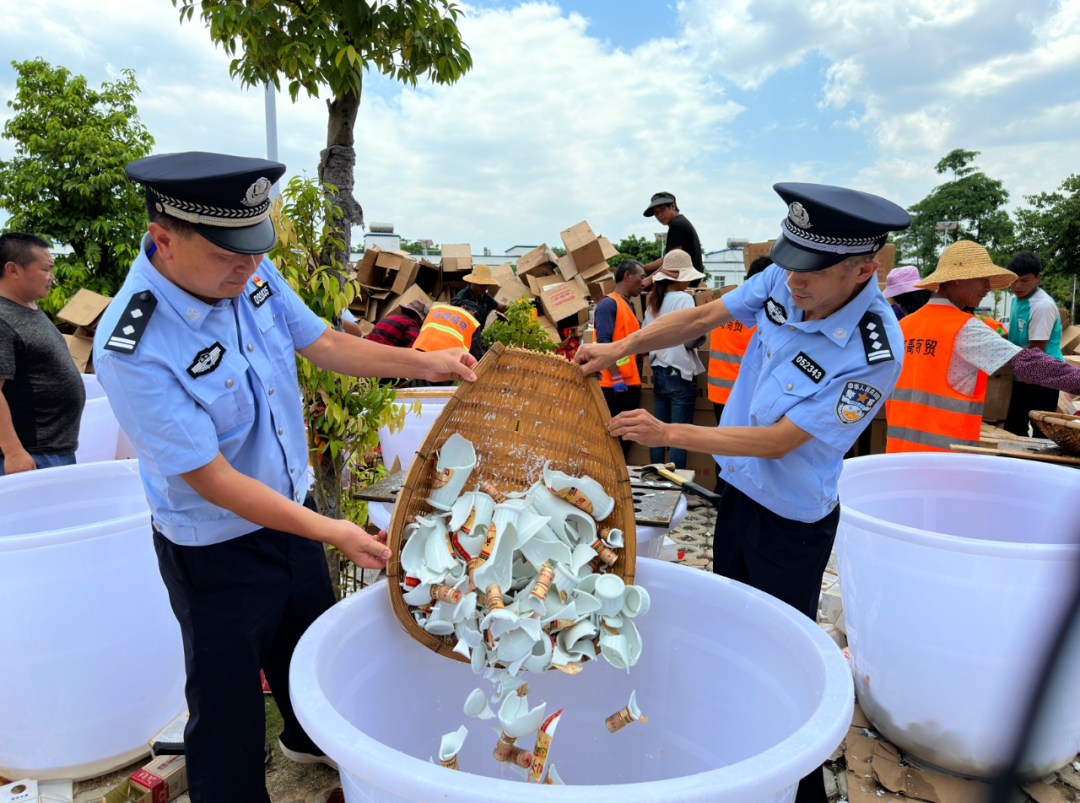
(837, 453, 1080, 778)
(291, 559, 853, 803)
(0, 461, 186, 780)
(377, 389, 454, 475)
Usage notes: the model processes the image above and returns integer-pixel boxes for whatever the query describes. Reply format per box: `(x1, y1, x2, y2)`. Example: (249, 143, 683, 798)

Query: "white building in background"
(703, 248, 745, 289)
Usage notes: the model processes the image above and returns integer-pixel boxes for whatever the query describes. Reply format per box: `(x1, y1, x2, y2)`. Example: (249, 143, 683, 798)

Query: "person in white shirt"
(642, 250, 706, 469)
(1004, 252, 1064, 435)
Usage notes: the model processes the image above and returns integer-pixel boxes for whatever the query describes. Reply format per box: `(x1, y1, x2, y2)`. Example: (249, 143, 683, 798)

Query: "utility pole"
(265, 84, 279, 198)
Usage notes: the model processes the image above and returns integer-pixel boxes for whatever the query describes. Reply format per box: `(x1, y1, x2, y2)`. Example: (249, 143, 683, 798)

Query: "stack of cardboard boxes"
(55, 289, 113, 373)
(350, 245, 440, 332)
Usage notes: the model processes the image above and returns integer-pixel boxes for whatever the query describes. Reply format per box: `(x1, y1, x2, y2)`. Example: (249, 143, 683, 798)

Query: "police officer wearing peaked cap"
(92, 152, 478, 803)
(576, 182, 910, 803)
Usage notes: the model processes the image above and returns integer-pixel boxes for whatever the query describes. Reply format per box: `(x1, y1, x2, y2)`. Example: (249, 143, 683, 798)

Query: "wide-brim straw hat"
(916, 241, 1017, 291)
(462, 263, 501, 287)
(654, 249, 705, 283)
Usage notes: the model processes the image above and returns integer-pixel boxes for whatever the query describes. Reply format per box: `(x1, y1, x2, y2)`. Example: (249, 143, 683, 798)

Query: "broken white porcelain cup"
(426, 434, 477, 511)
(622, 585, 651, 619)
(464, 688, 495, 720)
(438, 725, 468, 769)
(594, 574, 626, 617)
(543, 462, 615, 521)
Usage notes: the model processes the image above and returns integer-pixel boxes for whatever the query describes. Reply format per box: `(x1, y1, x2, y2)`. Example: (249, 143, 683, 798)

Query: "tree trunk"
(318, 462, 343, 600)
(318, 87, 364, 272)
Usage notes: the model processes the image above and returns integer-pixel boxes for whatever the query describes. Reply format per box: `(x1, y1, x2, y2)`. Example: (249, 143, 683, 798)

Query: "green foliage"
(171, 0, 473, 103)
(896, 149, 1015, 273)
(1015, 175, 1080, 280)
(399, 238, 441, 255)
(0, 59, 153, 316)
(269, 175, 417, 528)
(482, 298, 555, 352)
(607, 234, 662, 270)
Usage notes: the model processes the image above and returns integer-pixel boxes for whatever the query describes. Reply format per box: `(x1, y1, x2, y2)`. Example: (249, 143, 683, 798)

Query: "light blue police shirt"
(93, 235, 328, 545)
(718, 264, 904, 522)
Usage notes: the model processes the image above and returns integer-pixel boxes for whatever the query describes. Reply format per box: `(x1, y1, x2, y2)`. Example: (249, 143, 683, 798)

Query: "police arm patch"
(859, 310, 894, 365)
(104, 291, 157, 353)
(835, 380, 883, 425)
(187, 342, 226, 378)
(765, 296, 788, 325)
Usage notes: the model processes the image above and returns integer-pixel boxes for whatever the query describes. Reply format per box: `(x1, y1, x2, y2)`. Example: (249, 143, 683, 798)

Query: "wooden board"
(951, 443, 1080, 467)
(354, 466, 684, 527)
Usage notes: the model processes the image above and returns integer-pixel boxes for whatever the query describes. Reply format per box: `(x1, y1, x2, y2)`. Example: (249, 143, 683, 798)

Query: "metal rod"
(265, 84, 279, 199)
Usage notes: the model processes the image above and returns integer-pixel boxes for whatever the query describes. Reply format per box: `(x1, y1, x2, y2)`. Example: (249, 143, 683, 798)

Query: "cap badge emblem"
(242, 177, 272, 208)
(788, 202, 812, 229)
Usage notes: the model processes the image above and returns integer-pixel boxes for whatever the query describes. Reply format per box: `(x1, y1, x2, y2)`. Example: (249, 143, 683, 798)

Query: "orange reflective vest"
(412, 304, 479, 353)
(975, 313, 1006, 336)
(599, 293, 642, 388)
(708, 320, 755, 404)
(885, 303, 985, 453)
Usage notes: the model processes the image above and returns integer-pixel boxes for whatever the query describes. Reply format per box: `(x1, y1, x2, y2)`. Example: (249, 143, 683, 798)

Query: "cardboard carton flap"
(57, 288, 112, 329)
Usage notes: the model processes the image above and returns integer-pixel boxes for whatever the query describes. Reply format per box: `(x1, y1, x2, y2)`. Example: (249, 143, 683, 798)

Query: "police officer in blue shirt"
(576, 183, 909, 802)
(93, 152, 477, 803)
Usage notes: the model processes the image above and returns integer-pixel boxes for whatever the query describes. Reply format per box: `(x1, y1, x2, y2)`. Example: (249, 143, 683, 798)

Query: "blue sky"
(2, 0, 1079, 255)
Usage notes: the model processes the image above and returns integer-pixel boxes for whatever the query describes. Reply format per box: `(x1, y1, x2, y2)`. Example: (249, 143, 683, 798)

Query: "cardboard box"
(556, 254, 578, 281)
(526, 273, 564, 297)
(355, 246, 389, 288)
(441, 244, 472, 274)
(415, 258, 442, 297)
(102, 755, 187, 803)
(539, 280, 589, 325)
(515, 244, 559, 278)
(382, 284, 433, 319)
(63, 328, 95, 373)
(984, 361, 1014, 421)
(535, 314, 560, 344)
(0, 779, 72, 803)
(742, 241, 775, 272)
(694, 284, 738, 306)
(1061, 324, 1080, 356)
(591, 279, 616, 303)
(386, 255, 419, 295)
(57, 288, 111, 331)
(560, 223, 618, 282)
(374, 248, 411, 272)
(874, 244, 897, 290)
(490, 262, 533, 306)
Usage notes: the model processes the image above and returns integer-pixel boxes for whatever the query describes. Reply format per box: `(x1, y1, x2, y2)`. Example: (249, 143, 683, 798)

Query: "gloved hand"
(613, 375, 628, 392)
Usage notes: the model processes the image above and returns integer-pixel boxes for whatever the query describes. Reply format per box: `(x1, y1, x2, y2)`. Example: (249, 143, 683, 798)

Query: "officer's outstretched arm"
(181, 453, 392, 570)
(575, 298, 733, 376)
(299, 328, 477, 382)
(609, 409, 813, 460)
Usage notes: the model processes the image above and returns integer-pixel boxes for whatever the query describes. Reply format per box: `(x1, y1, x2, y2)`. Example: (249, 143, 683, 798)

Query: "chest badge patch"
(187, 342, 226, 378)
(250, 276, 273, 308)
(835, 380, 883, 425)
(765, 296, 788, 325)
(792, 352, 826, 384)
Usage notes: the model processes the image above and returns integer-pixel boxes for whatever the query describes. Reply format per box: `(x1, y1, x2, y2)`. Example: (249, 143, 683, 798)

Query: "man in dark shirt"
(451, 263, 506, 337)
(365, 299, 428, 349)
(641, 191, 704, 288)
(0, 233, 87, 475)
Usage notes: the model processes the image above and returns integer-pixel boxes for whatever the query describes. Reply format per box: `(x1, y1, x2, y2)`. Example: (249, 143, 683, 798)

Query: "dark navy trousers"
(154, 500, 335, 803)
(712, 483, 840, 803)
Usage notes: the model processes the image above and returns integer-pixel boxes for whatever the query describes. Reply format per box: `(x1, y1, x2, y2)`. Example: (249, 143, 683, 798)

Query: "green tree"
(482, 298, 556, 352)
(173, 0, 472, 271)
(0, 59, 153, 315)
(1015, 174, 1080, 317)
(896, 149, 1015, 273)
(399, 238, 441, 256)
(607, 234, 662, 270)
(270, 175, 416, 596)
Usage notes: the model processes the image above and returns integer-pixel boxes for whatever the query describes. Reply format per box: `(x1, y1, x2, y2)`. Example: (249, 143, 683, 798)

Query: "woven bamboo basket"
(386, 343, 637, 663)
(1030, 411, 1080, 455)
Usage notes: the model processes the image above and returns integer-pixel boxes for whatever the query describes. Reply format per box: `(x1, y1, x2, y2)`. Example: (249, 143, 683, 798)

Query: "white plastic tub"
(377, 389, 454, 474)
(291, 559, 853, 803)
(837, 453, 1080, 778)
(0, 461, 186, 781)
(76, 374, 120, 465)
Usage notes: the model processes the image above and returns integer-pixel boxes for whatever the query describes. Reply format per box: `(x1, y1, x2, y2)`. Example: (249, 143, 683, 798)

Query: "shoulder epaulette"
(103, 291, 158, 354)
(858, 309, 894, 365)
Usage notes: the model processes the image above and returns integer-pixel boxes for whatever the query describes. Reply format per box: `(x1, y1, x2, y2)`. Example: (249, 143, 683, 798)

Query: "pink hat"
(882, 266, 923, 299)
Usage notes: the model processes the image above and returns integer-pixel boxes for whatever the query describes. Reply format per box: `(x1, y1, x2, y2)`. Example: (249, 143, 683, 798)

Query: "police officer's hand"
(332, 521, 392, 570)
(3, 448, 36, 475)
(608, 409, 667, 447)
(422, 348, 478, 383)
(574, 342, 620, 376)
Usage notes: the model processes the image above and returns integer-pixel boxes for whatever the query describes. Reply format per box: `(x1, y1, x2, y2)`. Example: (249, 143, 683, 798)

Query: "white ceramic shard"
(399, 523, 424, 579)
(439, 725, 468, 765)
(604, 690, 648, 733)
(522, 633, 554, 673)
(599, 631, 629, 670)
(417, 515, 458, 579)
(426, 434, 477, 510)
(543, 462, 615, 521)
(519, 533, 572, 573)
(552, 561, 581, 593)
(622, 585, 651, 619)
(492, 503, 548, 547)
(452, 639, 471, 659)
(621, 617, 642, 667)
(602, 612, 625, 630)
(546, 765, 565, 785)
(481, 607, 520, 638)
(472, 521, 518, 597)
(541, 598, 578, 626)
(570, 543, 598, 576)
(528, 486, 588, 545)
(557, 619, 596, 658)
(495, 628, 536, 664)
(594, 573, 626, 617)
(423, 618, 455, 636)
(464, 689, 495, 720)
(572, 590, 602, 617)
(455, 619, 483, 649)
(470, 641, 487, 674)
(602, 527, 625, 548)
(500, 700, 547, 739)
(574, 573, 599, 596)
(452, 493, 496, 560)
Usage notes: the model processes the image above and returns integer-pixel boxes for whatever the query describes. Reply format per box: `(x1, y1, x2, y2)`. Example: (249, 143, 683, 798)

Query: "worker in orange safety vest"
(595, 260, 645, 458)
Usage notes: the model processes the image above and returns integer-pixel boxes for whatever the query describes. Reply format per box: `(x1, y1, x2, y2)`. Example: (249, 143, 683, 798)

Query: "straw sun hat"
(462, 263, 501, 287)
(654, 249, 705, 283)
(915, 241, 1017, 291)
